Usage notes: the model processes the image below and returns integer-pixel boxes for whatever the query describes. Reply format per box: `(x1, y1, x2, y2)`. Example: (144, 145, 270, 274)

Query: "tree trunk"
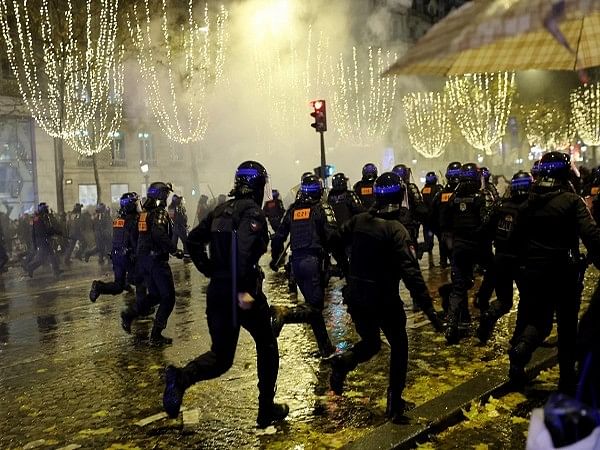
(53, 136, 65, 214)
(92, 154, 102, 204)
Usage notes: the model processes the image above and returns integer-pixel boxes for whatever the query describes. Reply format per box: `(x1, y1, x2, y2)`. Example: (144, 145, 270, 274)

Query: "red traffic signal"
(310, 99, 327, 132)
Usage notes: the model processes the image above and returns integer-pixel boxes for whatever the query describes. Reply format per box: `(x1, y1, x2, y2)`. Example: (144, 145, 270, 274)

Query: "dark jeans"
(135, 255, 176, 329)
(181, 279, 279, 407)
(448, 239, 480, 323)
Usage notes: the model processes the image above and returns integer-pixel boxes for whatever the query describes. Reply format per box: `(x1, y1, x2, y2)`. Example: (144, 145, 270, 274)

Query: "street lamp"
(140, 160, 149, 192)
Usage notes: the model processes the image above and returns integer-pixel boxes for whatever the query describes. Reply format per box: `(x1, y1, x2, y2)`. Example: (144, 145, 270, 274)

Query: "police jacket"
(421, 183, 443, 209)
(263, 198, 285, 220)
(401, 182, 428, 229)
(431, 184, 457, 234)
(187, 197, 268, 293)
(523, 182, 600, 265)
(483, 182, 500, 203)
(168, 204, 188, 229)
(353, 179, 375, 209)
(338, 206, 434, 309)
(271, 198, 341, 259)
(68, 213, 84, 239)
(93, 212, 112, 242)
(112, 212, 139, 255)
(136, 205, 176, 260)
(327, 189, 364, 226)
(443, 182, 493, 241)
(487, 196, 527, 256)
(32, 212, 59, 249)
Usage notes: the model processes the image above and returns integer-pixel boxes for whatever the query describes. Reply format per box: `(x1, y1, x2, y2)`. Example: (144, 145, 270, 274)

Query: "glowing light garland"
(128, 0, 229, 144)
(403, 91, 451, 159)
(446, 72, 515, 155)
(0, 0, 121, 150)
(518, 100, 573, 150)
(571, 82, 600, 146)
(333, 46, 398, 146)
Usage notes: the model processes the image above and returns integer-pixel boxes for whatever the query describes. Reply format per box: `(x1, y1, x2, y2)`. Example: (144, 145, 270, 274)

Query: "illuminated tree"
(517, 100, 573, 150)
(571, 82, 600, 146)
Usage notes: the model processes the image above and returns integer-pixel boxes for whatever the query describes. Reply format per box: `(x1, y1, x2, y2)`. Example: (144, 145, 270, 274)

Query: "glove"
(238, 292, 255, 310)
(425, 308, 444, 332)
(172, 249, 185, 259)
(269, 259, 279, 272)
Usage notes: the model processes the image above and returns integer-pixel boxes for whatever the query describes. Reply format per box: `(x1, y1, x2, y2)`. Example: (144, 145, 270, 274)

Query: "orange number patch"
(138, 212, 148, 231)
(293, 208, 311, 220)
(422, 187, 432, 194)
(360, 187, 373, 196)
(441, 192, 452, 203)
(592, 187, 600, 196)
(113, 218, 125, 228)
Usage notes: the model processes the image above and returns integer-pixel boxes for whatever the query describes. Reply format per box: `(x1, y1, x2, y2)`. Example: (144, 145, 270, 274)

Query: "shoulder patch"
(422, 187, 432, 194)
(138, 212, 148, 232)
(293, 208, 311, 220)
(441, 192, 452, 202)
(113, 218, 125, 228)
(361, 186, 373, 196)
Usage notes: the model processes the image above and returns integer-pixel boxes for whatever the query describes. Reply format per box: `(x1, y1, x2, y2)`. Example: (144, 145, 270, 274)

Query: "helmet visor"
(263, 175, 273, 204)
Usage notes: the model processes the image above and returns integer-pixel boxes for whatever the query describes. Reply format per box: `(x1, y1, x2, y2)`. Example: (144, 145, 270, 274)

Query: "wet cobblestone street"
(0, 254, 594, 449)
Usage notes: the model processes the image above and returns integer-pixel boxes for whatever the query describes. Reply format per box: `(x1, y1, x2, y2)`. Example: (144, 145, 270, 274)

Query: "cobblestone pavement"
(0, 251, 591, 449)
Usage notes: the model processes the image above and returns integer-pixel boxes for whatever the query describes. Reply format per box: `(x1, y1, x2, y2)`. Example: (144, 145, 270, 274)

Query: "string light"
(333, 46, 398, 146)
(446, 72, 515, 155)
(402, 91, 451, 159)
(571, 82, 600, 146)
(127, 0, 229, 144)
(0, 0, 121, 152)
(518, 100, 573, 150)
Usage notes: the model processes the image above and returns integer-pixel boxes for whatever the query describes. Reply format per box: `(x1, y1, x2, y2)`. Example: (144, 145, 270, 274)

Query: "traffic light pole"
(319, 130, 327, 189)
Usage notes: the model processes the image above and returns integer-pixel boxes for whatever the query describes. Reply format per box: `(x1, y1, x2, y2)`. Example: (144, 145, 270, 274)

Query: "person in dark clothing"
(194, 194, 210, 227)
(270, 175, 347, 358)
(353, 163, 378, 208)
(63, 203, 85, 265)
(168, 194, 190, 257)
(84, 204, 112, 264)
(477, 171, 532, 344)
(263, 189, 286, 232)
(577, 279, 600, 408)
(327, 172, 365, 226)
(24, 203, 61, 279)
(421, 171, 444, 268)
(328, 172, 443, 424)
(89, 193, 140, 302)
(392, 164, 428, 249)
(508, 152, 600, 394)
(120, 182, 183, 346)
(0, 225, 8, 273)
(162, 161, 288, 429)
(480, 167, 500, 202)
(443, 163, 494, 344)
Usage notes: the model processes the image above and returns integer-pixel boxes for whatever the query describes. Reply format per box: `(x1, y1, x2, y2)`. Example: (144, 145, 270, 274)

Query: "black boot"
(329, 354, 350, 395)
(120, 309, 135, 334)
(89, 280, 100, 303)
(508, 342, 529, 388)
(150, 325, 173, 346)
(163, 365, 186, 418)
(386, 389, 413, 424)
(477, 311, 496, 344)
(270, 306, 287, 338)
(256, 402, 289, 428)
(445, 314, 460, 345)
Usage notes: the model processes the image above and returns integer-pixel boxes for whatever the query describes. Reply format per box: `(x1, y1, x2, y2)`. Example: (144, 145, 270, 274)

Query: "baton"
(273, 241, 291, 269)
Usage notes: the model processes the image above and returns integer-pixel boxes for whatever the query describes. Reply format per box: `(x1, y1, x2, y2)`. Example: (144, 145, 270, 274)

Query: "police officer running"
(24, 203, 61, 279)
(328, 172, 443, 423)
(353, 163, 378, 208)
(162, 161, 288, 429)
(168, 194, 190, 258)
(89, 193, 140, 302)
(421, 171, 444, 268)
(120, 182, 183, 346)
(508, 152, 600, 394)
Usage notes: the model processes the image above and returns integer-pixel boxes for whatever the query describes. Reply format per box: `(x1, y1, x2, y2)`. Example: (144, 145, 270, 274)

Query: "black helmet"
(95, 203, 107, 214)
(425, 171, 438, 185)
(374, 172, 404, 207)
(171, 194, 181, 205)
(332, 173, 348, 191)
(392, 164, 411, 183)
(531, 160, 540, 180)
(301, 171, 313, 182)
(510, 171, 533, 197)
(480, 167, 491, 182)
(120, 192, 139, 214)
(72, 203, 83, 214)
(362, 163, 378, 181)
(37, 202, 49, 214)
(232, 161, 268, 204)
(272, 189, 279, 199)
(538, 151, 570, 180)
(460, 163, 481, 183)
(446, 161, 462, 186)
(299, 174, 323, 201)
(147, 182, 173, 203)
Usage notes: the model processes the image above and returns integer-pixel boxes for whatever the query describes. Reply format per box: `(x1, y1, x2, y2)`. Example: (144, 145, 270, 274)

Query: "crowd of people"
(1, 152, 598, 432)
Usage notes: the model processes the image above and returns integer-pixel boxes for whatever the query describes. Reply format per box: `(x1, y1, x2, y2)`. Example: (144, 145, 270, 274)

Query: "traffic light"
(310, 99, 327, 132)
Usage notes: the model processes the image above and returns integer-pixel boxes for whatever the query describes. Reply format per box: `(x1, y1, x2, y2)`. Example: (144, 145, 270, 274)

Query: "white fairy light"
(403, 91, 451, 159)
(571, 82, 600, 146)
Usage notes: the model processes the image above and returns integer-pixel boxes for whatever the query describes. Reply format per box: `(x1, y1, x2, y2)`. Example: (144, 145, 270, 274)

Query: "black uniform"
(263, 197, 285, 232)
(181, 198, 279, 413)
(327, 189, 364, 226)
(0, 225, 8, 272)
(430, 184, 455, 268)
(443, 181, 494, 342)
(168, 199, 189, 255)
(509, 185, 600, 393)
(577, 278, 600, 408)
(64, 205, 86, 264)
(90, 212, 139, 298)
(353, 179, 375, 209)
(400, 182, 428, 245)
(421, 182, 443, 260)
(85, 207, 112, 264)
(270, 198, 345, 357)
(25, 211, 61, 277)
(330, 208, 440, 416)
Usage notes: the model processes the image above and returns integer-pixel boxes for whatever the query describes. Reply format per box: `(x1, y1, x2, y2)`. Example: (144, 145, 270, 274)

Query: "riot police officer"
(89, 193, 140, 302)
(480, 167, 499, 202)
(327, 172, 364, 226)
(168, 194, 190, 257)
(392, 164, 428, 246)
(63, 203, 85, 265)
(270, 175, 346, 357)
(443, 163, 494, 344)
(353, 163, 378, 208)
(430, 162, 462, 270)
(24, 203, 61, 278)
(120, 182, 183, 346)
(263, 189, 285, 232)
(0, 224, 7, 273)
(477, 172, 532, 344)
(508, 152, 600, 394)
(84, 204, 112, 264)
(421, 172, 443, 268)
(162, 161, 288, 429)
(328, 172, 443, 424)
